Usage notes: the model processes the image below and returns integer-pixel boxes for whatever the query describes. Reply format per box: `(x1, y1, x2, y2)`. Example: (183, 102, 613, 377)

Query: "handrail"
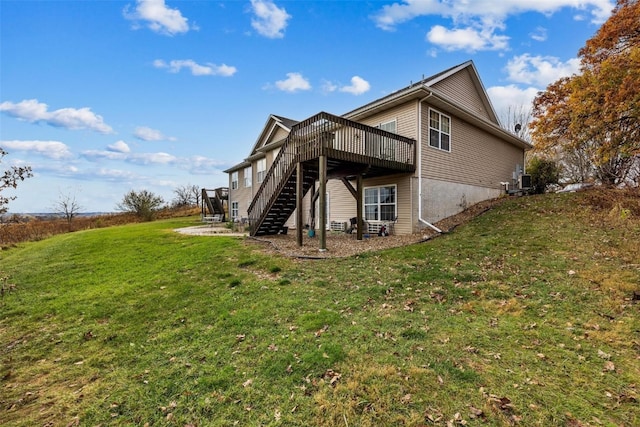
(247, 112, 416, 235)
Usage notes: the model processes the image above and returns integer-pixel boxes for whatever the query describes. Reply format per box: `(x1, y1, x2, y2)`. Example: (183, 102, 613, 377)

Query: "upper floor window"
(231, 171, 238, 190)
(244, 166, 252, 188)
(378, 120, 396, 134)
(364, 185, 396, 222)
(377, 120, 397, 160)
(429, 109, 451, 152)
(256, 158, 267, 183)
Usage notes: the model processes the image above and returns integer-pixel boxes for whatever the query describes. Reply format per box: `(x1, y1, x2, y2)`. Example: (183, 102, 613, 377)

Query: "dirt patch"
(246, 197, 509, 259)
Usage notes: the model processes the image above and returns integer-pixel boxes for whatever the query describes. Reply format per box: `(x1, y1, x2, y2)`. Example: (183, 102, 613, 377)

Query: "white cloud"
(373, 0, 614, 31)
(487, 84, 540, 118)
(133, 126, 177, 142)
(274, 72, 311, 93)
(372, 0, 614, 52)
(321, 80, 338, 94)
(530, 26, 548, 42)
(1, 140, 73, 160)
(96, 168, 141, 181)
(427, 25, 509, 52)
(82, 150, 128, 161)
(184, 155, 226, 174)
(130, 152, 177, 165)
(108, 140, 131, 153)
(506, 54, 580, 87)
(153, 59, 237, 77)
(339, 76, 371, 95)
(123, 0, 191, 36)
(82, 149, 177, 165)
(250, 0, 291, 38)
(0, 99, 113, 134)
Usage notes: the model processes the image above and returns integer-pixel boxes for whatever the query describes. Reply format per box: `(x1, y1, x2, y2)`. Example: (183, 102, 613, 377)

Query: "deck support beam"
(319, 155, 327, 251)
(296, 162, 304, 247)
(356, 173, 363, 241)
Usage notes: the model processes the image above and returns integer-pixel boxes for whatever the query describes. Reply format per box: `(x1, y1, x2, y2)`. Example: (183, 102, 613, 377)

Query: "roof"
(343, 60, 531, 151)
(223, 114, 298, 173)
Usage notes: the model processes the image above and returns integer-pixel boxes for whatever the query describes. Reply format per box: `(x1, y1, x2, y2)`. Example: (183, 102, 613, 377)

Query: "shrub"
(528, 156, 561, 194)
(117, 189, 165, 221)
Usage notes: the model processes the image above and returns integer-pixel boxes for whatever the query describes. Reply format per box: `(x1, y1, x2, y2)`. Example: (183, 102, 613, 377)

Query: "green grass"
(1, 194, 639, 426)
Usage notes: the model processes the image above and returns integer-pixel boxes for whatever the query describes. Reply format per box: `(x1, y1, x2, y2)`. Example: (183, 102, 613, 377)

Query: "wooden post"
(296, 162, 303, 247)
(356, 173, 363, 241)
(319, 155, 327, 251)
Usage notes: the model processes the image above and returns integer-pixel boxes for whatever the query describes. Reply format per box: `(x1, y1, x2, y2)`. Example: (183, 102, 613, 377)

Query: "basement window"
(231, 201, 239, 221)
(364, 185, 396, 222)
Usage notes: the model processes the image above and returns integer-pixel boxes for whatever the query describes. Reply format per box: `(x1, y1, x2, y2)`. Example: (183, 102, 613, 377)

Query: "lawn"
(1, 191, 639, 426)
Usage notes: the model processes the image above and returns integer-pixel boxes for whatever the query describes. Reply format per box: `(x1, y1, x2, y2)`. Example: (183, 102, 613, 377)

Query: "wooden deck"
(248, 112, 416, 237)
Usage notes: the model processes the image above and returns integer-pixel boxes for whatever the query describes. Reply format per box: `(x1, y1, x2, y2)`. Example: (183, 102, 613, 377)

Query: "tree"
(117, 189, 164, 221)
(1, 148, 33, 215)
(52, 190, 83, 231)
(530, 0, 640, 186)
(172, 184, 200, 207)
(527, 156, 561, 194)
(500, 104, 533, 142)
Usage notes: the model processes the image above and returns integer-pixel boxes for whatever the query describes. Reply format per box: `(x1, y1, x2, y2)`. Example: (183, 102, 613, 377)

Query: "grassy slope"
(1, 193, 638, 426)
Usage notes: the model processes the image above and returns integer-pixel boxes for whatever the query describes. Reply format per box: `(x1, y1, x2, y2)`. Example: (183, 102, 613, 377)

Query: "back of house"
(224, 60, 531, 238)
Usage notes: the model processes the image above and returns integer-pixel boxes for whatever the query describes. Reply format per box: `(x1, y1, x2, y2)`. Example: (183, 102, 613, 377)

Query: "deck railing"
(247, 112, 415, 234)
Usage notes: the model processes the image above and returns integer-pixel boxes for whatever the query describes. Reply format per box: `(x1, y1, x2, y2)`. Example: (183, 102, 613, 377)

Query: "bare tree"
(172, 184, 200, 207)
(500, 104, 533, 143)
(52, 190, 83, 231)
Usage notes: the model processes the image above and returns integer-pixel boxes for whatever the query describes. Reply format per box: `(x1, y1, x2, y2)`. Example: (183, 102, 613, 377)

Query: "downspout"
(418, 92, 443, 233)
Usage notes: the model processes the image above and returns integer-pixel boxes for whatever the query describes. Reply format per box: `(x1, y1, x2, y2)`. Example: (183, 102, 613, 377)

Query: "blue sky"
(1, 0, 614, 213)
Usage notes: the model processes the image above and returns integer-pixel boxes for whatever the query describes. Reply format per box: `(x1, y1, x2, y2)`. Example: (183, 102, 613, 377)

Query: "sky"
(0, 0, 615, 213)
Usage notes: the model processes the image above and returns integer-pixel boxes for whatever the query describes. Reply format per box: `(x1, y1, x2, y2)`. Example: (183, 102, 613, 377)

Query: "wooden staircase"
(202, 187, 228, 221)
(248, 112, 416, 236)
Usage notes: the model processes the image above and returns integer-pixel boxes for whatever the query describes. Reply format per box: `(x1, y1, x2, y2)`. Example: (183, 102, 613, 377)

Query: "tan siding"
(421, 106, 524, 188)
(327, 180, 355, 226)
(357, 100, 419, 140)
(360, 174, 413, 235)
(272, 127, 289, 142)
(431, 68, 492, 122)
(229, 180, 253, 222)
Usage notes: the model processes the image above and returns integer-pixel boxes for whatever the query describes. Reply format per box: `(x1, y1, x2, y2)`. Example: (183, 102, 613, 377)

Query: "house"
(223, 61, 532, 250)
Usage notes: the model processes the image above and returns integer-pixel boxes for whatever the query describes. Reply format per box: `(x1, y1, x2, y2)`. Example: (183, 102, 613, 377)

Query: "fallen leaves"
(322, 369, 341, 386)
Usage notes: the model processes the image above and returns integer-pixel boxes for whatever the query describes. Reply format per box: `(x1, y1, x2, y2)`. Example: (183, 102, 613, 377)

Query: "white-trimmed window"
(244, 166, 252, 188)
(367, 120, 397, 160)
(429, 109, 451, 152)
(378, 120, 397, 160)
(256, 158, 267, 183)
(364, 185, 396, 222)
(231, 201, 239, 221)
(231, 171, 238, 190)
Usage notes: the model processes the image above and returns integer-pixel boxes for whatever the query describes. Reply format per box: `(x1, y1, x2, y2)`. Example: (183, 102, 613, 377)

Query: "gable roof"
(223, 114, 298, 173)
(247, 114, 298, 157)
(343, 60, 530, 150)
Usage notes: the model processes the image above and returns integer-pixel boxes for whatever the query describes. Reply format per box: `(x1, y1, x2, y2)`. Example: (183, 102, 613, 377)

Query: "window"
(231, 171, 238, 190)
(378, 120, 397, 160)
(429, 109, 451, 151)
(244, 166, 252, 188)
(364, 185, 396, 222)
(231, 201, 239, 221)
(256, 158, 266, 183)
(367, 120, 397, 160)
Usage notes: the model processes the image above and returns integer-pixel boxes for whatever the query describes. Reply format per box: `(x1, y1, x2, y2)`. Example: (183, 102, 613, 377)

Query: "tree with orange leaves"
(530, 0, 640, 186)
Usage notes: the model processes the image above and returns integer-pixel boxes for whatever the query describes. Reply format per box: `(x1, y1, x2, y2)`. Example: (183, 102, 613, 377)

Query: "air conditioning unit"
(519, 174, 532, 189)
